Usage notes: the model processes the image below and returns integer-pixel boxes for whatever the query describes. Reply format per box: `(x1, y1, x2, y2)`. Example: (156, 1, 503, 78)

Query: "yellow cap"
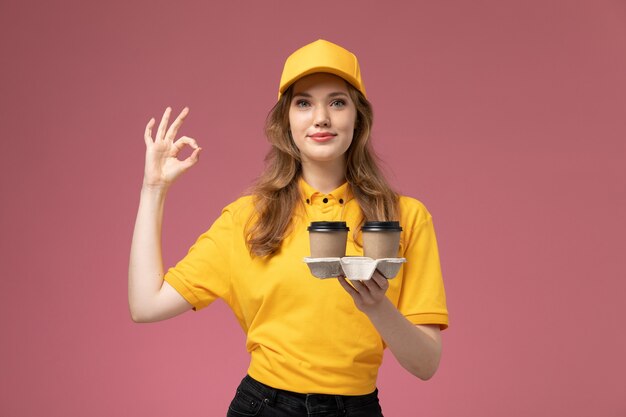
(278, 39, 366, 100)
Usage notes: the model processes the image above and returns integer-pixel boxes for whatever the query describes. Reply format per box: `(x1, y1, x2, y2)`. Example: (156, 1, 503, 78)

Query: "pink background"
(1, 1, 625, 416)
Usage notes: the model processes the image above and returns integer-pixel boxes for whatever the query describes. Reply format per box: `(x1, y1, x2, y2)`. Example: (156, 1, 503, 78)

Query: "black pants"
(227, 374, 384, 417)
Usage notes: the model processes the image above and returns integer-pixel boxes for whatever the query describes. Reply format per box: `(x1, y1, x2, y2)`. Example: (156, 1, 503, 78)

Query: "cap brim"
(278, 67, 365, 99)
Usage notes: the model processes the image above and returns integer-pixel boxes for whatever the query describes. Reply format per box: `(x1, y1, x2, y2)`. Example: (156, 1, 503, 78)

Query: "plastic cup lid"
(361, 221, 403, 232)
(307, 221, 350, 232)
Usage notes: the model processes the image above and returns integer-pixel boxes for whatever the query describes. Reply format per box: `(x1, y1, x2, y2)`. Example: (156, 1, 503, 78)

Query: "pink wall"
(1, 1, 625, 416)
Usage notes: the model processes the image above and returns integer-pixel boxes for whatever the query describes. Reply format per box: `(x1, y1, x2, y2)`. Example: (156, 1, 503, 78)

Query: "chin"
(305, 153, 343, 163)
(302, 146, 350, 163)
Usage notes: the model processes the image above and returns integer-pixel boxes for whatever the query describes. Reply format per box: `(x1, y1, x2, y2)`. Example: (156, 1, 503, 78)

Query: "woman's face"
(288, 73, 357, 165)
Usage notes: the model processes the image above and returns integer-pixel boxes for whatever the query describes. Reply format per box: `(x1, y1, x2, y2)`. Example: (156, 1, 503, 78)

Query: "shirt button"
(323, 198, 328, 203)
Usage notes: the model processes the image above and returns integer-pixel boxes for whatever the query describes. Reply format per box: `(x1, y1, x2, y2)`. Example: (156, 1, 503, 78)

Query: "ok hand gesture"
(143, 107, 202, 189)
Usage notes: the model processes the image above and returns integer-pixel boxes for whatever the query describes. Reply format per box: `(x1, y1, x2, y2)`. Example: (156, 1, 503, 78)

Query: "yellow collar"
(298, 177, 354, 205)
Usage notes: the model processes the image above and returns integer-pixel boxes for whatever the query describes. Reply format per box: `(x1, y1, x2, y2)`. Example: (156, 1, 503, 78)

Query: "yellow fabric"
(164, 178, 448, 395)
(278, 39, 366, 100)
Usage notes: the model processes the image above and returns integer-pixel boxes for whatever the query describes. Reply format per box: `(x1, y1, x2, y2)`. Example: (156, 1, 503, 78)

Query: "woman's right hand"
(142, 106, 202, 189)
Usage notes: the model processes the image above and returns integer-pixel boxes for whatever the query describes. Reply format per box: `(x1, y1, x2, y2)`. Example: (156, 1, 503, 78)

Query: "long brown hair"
(245, 80, 399, 257)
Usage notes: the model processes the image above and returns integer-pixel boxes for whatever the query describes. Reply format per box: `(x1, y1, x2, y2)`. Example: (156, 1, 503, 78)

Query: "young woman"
(129, 39, 448, 417)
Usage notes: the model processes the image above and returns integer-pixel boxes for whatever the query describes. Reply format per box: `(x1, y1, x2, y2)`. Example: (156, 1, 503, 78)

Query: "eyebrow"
(292, 91, 349, 98)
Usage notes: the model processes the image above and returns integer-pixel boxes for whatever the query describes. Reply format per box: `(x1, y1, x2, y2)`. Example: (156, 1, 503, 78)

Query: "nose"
(313, 106, 330, 127)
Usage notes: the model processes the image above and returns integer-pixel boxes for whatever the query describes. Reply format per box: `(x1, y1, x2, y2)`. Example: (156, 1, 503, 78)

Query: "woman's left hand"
(338, 271, 389, 314)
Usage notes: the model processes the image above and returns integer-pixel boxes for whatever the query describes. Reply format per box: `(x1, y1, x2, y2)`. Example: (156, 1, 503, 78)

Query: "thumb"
(182, 147, 202, 167)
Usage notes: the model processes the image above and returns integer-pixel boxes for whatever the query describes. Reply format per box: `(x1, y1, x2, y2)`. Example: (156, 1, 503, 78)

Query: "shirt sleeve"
(398, 201, 449, 330)
(163, 207, 234, 311)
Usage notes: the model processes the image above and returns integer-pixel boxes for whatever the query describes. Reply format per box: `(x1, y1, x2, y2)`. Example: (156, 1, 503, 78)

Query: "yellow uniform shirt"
(164, 178, 448, 395)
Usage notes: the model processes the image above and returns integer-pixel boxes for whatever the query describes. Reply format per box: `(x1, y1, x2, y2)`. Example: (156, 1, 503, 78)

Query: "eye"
(295, 99, 310, 108)
(330, 99, 346, 108)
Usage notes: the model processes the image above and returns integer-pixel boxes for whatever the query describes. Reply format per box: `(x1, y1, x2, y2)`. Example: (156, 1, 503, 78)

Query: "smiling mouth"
(308, 133, 336, 142)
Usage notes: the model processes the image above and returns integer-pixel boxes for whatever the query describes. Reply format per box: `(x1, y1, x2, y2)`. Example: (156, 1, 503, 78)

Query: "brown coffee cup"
(308, 221, 350, 258)
(362, 221, 402, 259)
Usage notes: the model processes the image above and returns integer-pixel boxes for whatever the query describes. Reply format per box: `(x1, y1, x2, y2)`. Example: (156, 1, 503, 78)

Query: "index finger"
(371, 270, 389, 288)
(338, 276, 359, 295)
(164, 107, 190, 142)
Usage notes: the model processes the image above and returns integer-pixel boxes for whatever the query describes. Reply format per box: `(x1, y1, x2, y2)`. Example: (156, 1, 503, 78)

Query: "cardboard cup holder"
(303, 257, 406, 280)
